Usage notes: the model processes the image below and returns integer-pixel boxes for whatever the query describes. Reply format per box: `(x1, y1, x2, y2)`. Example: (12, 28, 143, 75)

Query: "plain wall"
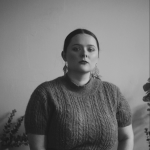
(0, 0, 149, 150)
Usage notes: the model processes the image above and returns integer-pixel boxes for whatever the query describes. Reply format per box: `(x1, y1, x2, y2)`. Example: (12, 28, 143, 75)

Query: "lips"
(79, 60, 88, 64)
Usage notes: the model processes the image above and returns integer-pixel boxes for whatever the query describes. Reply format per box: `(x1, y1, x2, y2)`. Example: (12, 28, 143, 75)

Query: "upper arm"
(27, 134, 47, 150)
(25, 87, 51, 135)
(116, 86, 132, 127)
(118, 124, 134, 141)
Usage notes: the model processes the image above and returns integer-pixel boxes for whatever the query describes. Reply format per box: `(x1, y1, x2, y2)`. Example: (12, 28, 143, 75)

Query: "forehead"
(69, 34, 97, 47)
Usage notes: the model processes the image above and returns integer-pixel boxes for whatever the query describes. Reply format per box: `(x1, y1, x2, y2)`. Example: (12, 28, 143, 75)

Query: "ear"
(61, 51, 66, 61)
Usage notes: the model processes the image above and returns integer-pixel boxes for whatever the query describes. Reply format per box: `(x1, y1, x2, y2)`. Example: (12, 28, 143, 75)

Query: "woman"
(25, 29, 134, 150)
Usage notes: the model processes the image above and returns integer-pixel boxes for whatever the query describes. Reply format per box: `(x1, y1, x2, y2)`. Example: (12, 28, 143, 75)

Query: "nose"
(80, 48, 88, 58)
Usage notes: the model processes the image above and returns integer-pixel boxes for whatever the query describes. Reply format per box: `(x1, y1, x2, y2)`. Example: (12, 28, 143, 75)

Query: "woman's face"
(65, 34, 99, 74)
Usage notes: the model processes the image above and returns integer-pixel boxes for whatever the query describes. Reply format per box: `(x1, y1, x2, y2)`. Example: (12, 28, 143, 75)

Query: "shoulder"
(36, 76, 63, 90)
(102, 81, 119, 92)
(101, 81, 123, 102)
(31, 76, 64, 97)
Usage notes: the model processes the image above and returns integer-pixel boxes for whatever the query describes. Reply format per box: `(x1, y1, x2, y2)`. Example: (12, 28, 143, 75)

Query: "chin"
(77, 69, 91, 74)
(69, 66, 92, 74)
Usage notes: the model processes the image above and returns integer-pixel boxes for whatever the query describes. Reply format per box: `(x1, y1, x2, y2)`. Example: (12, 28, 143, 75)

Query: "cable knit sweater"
(25, 74, 132, 150)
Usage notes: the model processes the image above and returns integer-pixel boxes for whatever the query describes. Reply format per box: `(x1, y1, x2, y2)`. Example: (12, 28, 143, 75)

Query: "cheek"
(66, 53, 79, 62)
(90, 53, 99, 62)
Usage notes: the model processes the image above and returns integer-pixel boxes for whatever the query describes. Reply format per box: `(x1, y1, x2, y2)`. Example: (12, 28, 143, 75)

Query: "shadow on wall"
(132, 104, 148, 146)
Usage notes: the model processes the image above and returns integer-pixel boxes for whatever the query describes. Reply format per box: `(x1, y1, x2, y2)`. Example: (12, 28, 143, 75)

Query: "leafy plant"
(0, 109, 28, 148)
(143, 78, 150, 149)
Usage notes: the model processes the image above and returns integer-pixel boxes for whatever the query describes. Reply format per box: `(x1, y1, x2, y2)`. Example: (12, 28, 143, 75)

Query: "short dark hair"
(63, 28, 100, 54)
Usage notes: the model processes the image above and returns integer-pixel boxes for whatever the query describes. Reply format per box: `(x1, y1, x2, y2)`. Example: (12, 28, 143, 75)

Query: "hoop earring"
(63, 62, 68, 74)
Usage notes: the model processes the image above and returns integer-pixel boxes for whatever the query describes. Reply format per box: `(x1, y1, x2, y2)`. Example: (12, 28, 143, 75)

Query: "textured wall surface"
(0, 0, 149, 149)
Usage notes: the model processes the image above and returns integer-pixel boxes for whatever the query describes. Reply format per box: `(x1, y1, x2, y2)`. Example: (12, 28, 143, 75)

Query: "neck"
(67, 71, 91, 86)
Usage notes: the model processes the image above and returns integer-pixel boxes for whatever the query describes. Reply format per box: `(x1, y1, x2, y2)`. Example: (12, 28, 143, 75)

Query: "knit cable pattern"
(25, 75, 132, 150)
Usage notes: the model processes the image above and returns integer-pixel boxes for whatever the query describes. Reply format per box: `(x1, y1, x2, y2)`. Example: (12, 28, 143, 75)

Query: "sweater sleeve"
(24, 87, 51, 135)
(116, 87, 132, 127)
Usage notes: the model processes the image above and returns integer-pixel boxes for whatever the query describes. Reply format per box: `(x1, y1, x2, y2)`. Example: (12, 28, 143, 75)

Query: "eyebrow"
(72, 44, 96, 47)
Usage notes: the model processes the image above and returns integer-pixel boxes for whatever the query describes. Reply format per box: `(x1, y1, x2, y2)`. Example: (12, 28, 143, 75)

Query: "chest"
(48, 90, 118, 149)
(53, 88, 117, 123)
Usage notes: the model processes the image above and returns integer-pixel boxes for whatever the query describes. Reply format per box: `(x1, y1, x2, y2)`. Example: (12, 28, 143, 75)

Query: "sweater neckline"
(65, 73, 92, 87)
(60, 73, 101, 96)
